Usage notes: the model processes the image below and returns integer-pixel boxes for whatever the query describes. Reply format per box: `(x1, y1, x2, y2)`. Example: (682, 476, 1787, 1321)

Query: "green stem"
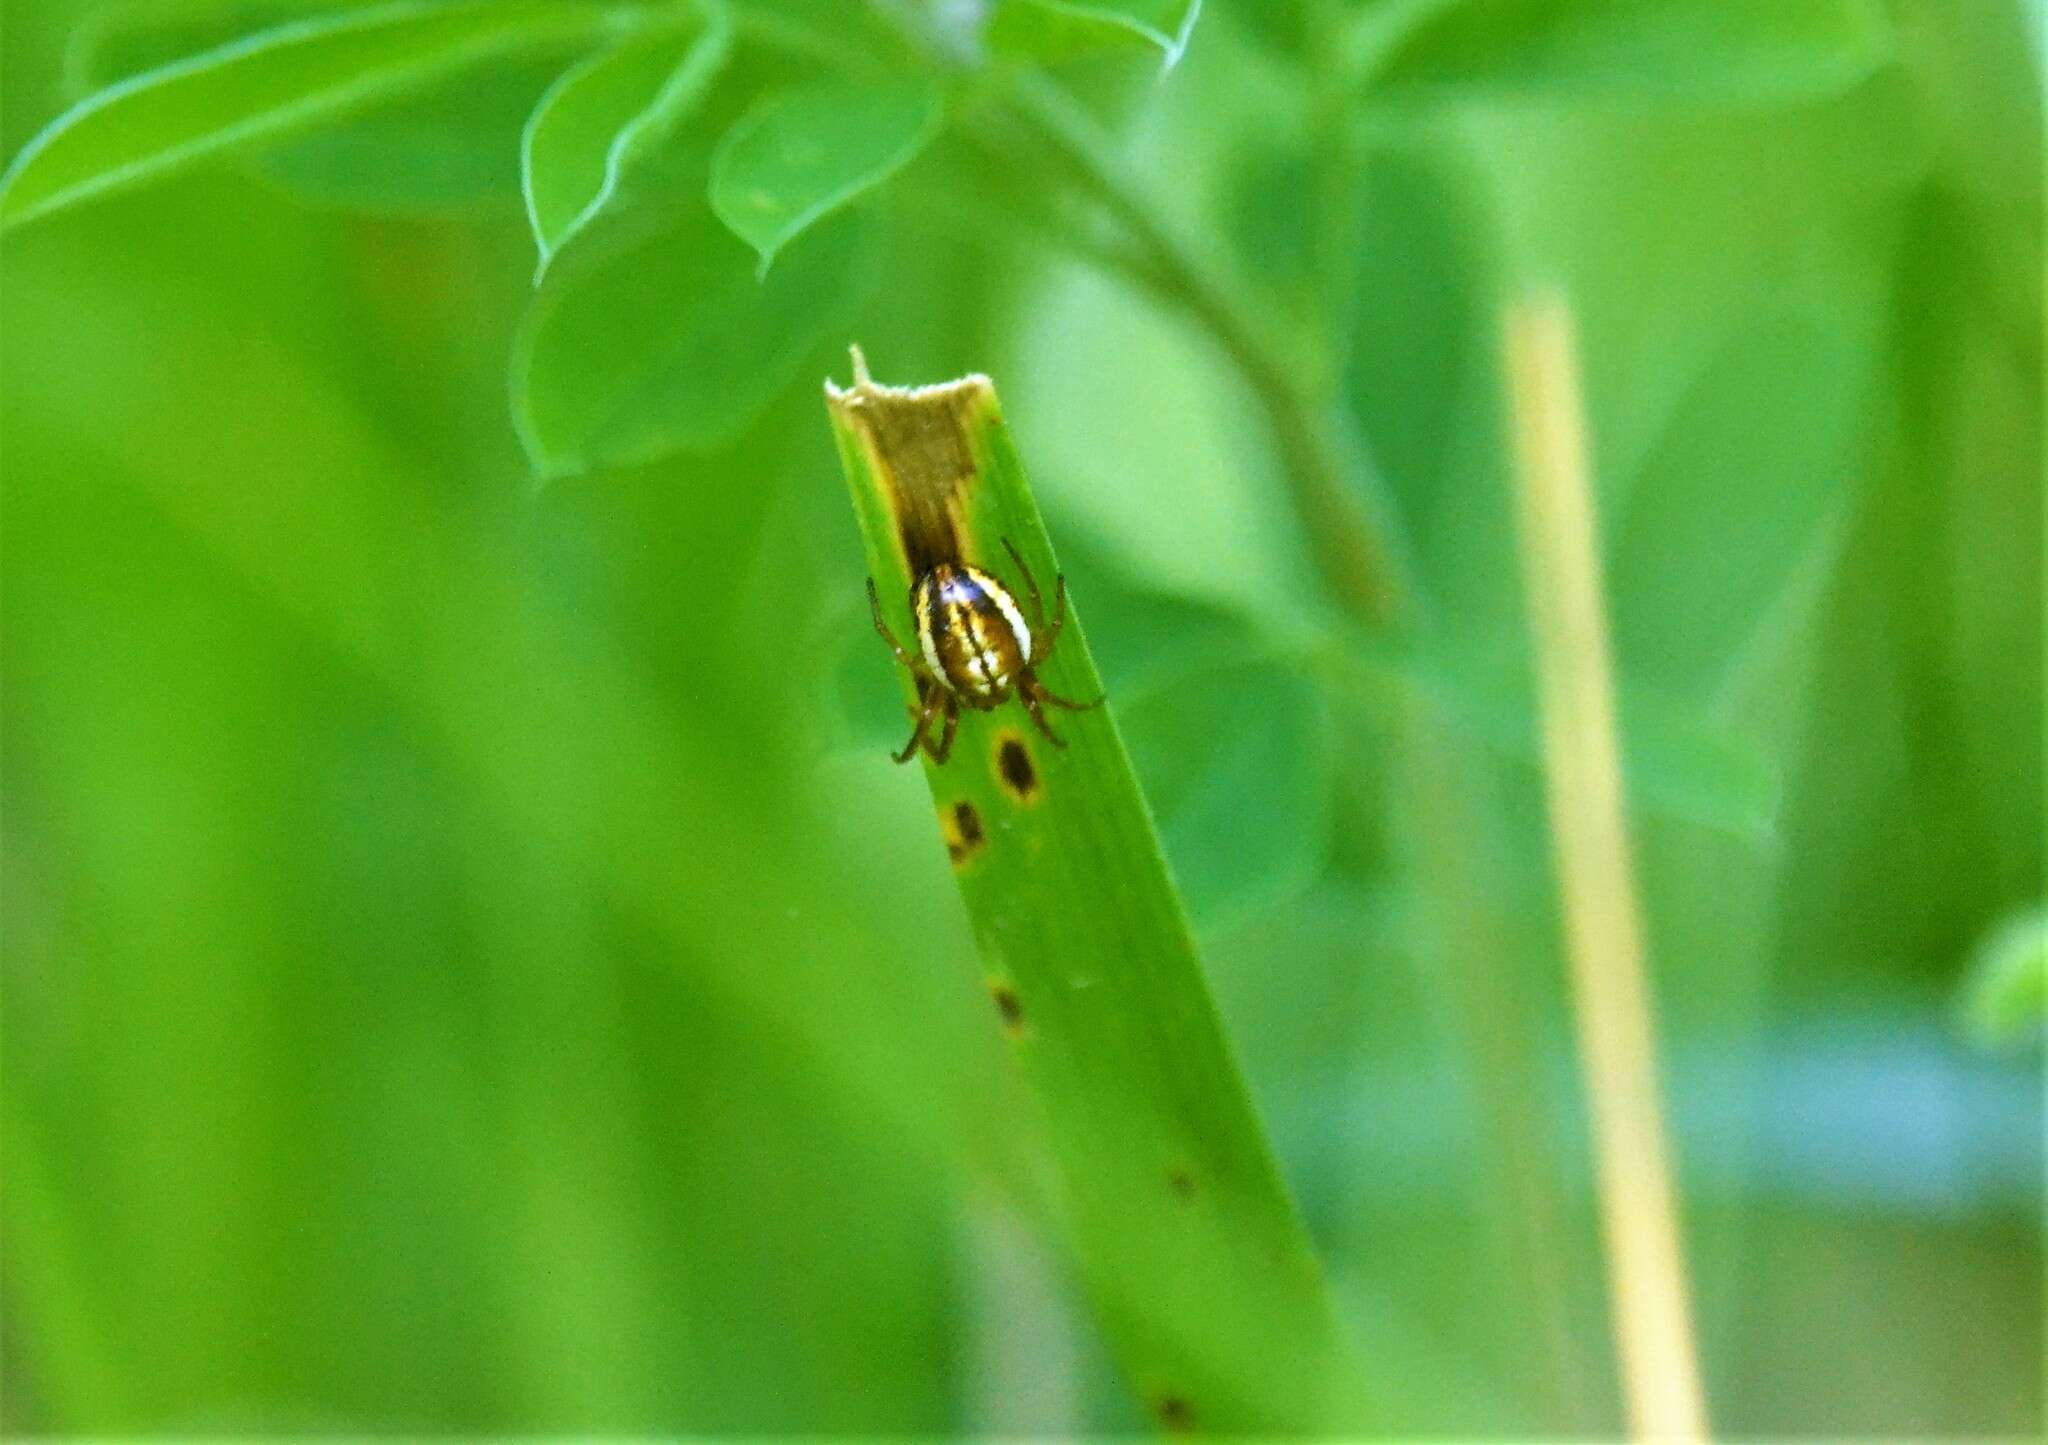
(828, 367, 1375, 1433)
(1309, 0, 1365, 369)
(997, 71, 1408, 629)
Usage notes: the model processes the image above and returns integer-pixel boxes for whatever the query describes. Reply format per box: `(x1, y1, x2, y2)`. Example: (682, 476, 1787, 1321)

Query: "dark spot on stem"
(989, 981, 1025, 1034)
(994, 732, 1038, 802)
(941, 800, 985, 867)
(1167, 1167, 1196, 1201)
(1156, 1396, 1194, 1433)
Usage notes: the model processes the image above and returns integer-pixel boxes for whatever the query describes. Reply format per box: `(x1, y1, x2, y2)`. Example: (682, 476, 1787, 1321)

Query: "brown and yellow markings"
(915, 563, 1031, 702)
(1154, 1395, 1195, 1434)
(939, 799, 986, 867)
(992, 730, 1039, 804)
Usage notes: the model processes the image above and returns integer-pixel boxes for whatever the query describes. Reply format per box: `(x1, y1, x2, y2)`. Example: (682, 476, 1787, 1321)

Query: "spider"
(867, 539, 1101, 764)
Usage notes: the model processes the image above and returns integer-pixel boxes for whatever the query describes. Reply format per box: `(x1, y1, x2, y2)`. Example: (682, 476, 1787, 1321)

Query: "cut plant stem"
(826, 350, 1372, 1435)
(1504, 291, 1710, 1444)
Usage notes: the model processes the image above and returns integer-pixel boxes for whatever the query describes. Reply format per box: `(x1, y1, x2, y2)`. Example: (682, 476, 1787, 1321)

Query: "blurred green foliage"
(2, 0, 2041, 1435)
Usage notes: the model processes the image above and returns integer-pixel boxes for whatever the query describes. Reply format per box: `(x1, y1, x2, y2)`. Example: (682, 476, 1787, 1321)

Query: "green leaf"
(1120, 652, 1335, 932)
(1958, 907, 2047, 1051)
(0, 0, 623, 231)
(987, 0, 1204, 66)
(708, 80, 940, 274)
(57, 0, 597, 214)
(256, 54, 571, 213)
(1049, 552, 1338, 929)
(1390, 646, 1782, 841)
(1006, 263, 1308, 626)
(522, 1, 732, 279)
(512, 203, 877, 477)
(826, 358, 1372, 1434)
(1352, 0, 1893, 103)
(62, 0, 337, 94)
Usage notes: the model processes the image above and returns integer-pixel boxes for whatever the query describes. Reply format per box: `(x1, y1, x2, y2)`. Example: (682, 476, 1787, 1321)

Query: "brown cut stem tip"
(824, 347, 994, 410)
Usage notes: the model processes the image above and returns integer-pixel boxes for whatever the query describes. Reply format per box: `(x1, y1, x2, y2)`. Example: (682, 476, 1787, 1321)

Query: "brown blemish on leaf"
(1167, 1167, 1197, 1201)
(940, 799, 986, 867)
(989, 981, 1025, 1035)
(994, 731, 1038, 803)
(824, 352, 992, 579)
(1156, 1395, 1194, 1433)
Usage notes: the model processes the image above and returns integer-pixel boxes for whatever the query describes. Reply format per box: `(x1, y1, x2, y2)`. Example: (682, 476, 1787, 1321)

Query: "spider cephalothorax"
(867, 539, 1100, 764)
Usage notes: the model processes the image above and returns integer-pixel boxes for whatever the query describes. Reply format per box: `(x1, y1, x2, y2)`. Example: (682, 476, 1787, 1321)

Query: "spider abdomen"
(913, 563, 1033, 703)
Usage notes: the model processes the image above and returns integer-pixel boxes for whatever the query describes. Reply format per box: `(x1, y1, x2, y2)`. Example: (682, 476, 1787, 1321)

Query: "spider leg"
(1027, 671, 1105, 712)
(929, 694, 960, 764)
(1001, 538, 1046, 630)
(1021, 689, 1067, 749)
(868, 576, 921, 672)
(1030, 572, 1076, 665)
(893, 680, 945, 764)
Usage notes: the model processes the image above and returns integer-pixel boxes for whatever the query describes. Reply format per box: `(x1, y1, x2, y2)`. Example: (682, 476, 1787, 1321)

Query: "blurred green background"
(1, 0, 2041, 1434)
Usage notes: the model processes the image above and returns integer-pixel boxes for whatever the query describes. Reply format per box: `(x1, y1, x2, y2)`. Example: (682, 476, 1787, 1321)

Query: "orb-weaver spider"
(866, 539, 1101, 764)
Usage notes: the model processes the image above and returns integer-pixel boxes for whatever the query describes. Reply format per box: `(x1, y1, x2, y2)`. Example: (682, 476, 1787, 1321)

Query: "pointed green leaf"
(255, 54, 571, 212)
(0, 0, 622, 231)
(987, 0, 1204, 66)
(826, 358, 1373, 1434)
(1120, 653, 1335, 931)
(63, 1, 338, 94)
(513, 203, 877, 477)
(521, 0, 732, 279)
(709, 80, 940, 273)
(58, 0, 597, 214)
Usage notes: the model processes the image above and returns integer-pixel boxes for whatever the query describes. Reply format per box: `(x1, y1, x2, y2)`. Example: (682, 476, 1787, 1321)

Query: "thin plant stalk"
(1504, 289, 1710, 1444)
(992, 72, 1409, 628)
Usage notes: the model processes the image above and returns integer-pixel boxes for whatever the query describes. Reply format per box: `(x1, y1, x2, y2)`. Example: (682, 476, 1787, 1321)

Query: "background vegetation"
(2, 0, 2041, 1434)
